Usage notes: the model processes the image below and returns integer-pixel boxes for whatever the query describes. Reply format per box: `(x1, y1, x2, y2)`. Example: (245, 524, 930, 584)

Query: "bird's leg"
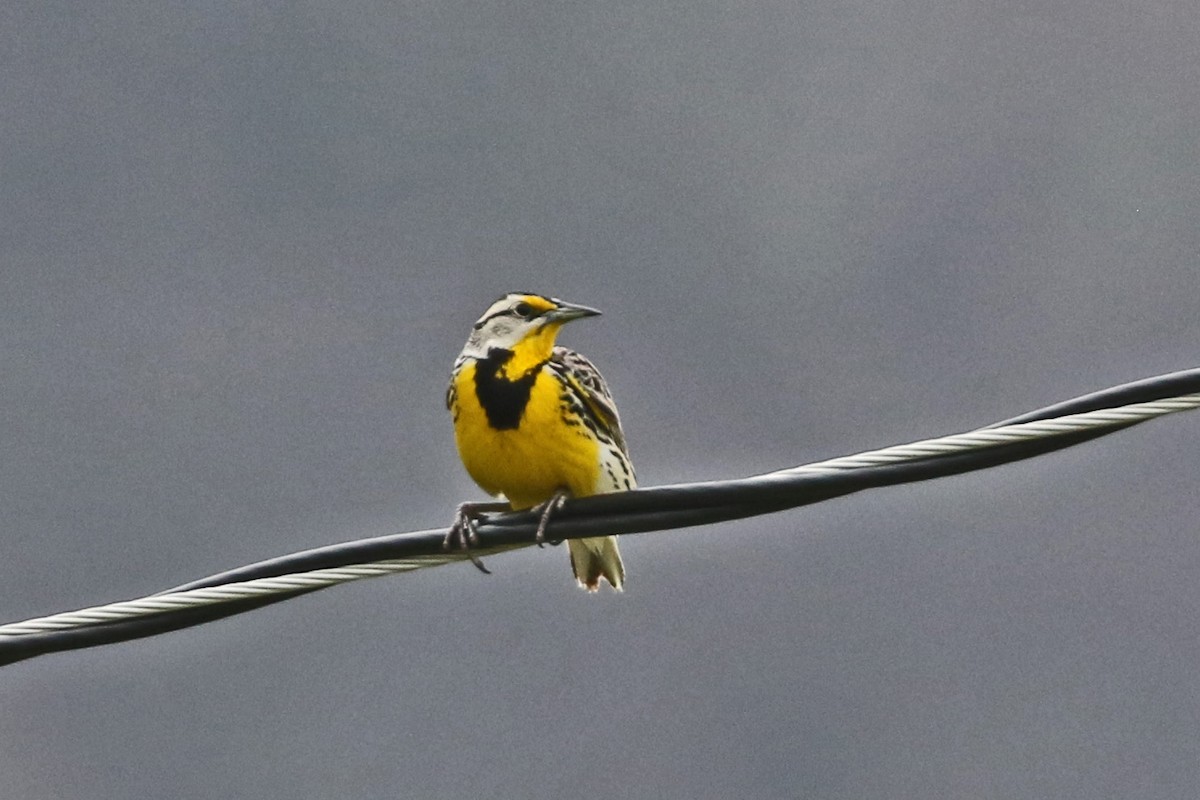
(533, 489, 572, 547)
(444, 500, 511, 574)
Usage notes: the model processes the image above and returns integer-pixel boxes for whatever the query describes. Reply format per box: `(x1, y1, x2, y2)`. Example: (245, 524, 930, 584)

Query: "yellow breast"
(451, 362, 601, 510)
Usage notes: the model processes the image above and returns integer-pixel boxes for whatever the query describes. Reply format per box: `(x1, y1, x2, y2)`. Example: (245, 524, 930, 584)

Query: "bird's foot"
(533, 490, 571, 547)
(444, 501, 509, 574)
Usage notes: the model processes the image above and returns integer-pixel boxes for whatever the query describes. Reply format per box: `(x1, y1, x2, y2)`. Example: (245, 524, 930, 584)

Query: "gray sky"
(3, 2, 1200, 798)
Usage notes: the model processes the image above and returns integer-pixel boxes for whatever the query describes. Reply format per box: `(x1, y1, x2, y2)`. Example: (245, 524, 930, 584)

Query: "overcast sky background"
(2, 2, 1199, 798)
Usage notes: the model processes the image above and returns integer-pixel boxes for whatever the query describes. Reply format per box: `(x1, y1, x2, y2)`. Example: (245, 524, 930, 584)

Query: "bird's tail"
(568, 536, 625, 592)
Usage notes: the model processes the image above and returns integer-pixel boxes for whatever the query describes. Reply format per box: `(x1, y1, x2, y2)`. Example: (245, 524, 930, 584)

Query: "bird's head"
(460, 292, 601, 371)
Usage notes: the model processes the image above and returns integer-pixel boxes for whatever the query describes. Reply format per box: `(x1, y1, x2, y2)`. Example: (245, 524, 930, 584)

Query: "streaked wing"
(445, 355, 469, 411)
(549, 346, 630, 457)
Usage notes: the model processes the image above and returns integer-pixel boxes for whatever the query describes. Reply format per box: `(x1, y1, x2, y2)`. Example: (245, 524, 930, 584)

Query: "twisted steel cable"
(1, 368, 1198, 667)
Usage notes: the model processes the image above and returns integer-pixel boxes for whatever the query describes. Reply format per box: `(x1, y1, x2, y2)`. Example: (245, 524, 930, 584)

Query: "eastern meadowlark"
(445, 292, 634, 591)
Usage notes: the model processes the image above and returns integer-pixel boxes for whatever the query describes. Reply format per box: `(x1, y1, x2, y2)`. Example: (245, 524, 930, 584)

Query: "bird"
(445, 292, 634, 591)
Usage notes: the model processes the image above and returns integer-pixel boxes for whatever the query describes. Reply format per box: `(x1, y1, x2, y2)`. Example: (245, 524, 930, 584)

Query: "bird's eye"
(514, 302, 535, 318)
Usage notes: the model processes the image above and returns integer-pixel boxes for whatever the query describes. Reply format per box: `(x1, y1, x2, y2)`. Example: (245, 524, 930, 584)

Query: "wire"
(0, 558, 458, 636)
(1, 368, 1198, 667)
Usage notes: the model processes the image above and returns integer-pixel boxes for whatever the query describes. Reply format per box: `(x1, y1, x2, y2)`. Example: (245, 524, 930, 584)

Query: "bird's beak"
(545, 301, 602, 323)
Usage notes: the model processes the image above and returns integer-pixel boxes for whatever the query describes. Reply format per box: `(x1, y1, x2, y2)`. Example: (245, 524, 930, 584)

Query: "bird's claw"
(534, 491, 571, 548)
(444, 503, 492, 574)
